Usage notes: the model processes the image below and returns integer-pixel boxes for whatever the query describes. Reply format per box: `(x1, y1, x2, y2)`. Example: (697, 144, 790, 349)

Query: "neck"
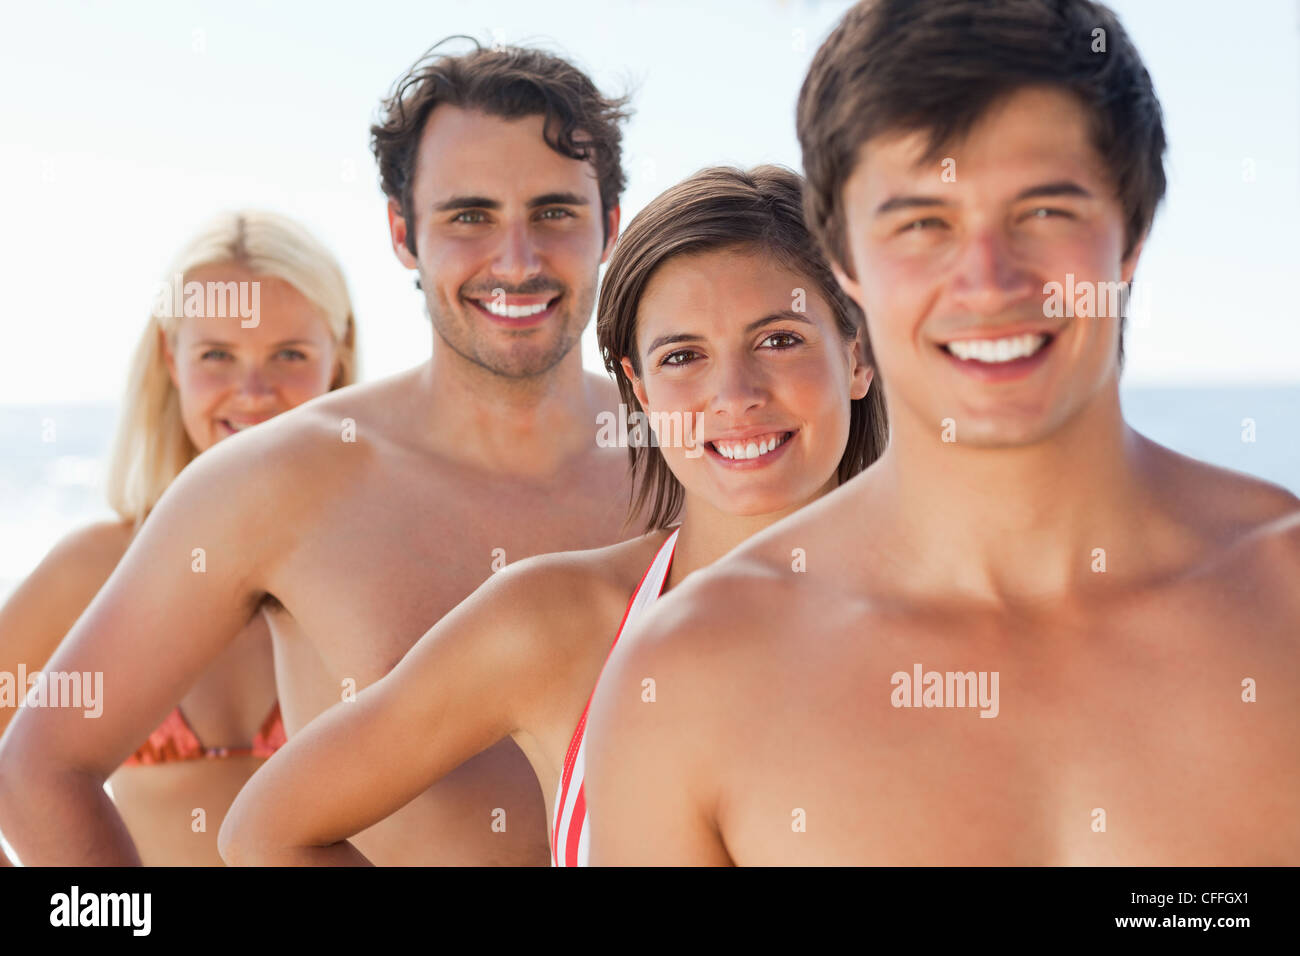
(663, 474, 839, 592)
(870, 381, 1157, 601)
(416, 330, 615, 479)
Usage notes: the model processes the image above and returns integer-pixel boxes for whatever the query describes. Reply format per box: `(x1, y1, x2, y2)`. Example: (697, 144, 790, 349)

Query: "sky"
(0, 0, 1297, 405)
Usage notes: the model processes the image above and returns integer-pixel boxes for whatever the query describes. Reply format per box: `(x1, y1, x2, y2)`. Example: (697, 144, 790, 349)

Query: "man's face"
(389, 106, 617, 378)
(835, 86, 1143, 448)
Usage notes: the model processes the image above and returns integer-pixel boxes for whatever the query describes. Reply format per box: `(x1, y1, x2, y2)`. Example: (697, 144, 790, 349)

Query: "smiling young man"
(0, 40, 635, 865)
(583, 0, 1300, 865)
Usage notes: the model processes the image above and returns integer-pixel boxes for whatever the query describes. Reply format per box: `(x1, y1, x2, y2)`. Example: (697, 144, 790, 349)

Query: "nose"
(489, 220, 542, 286)
(948, 227, 1035, 317)
(236, 361, 274, 401)
(710, 353, 768, 422)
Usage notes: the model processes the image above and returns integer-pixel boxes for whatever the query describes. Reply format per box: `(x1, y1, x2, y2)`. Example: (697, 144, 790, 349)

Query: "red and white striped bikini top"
(552, 527, 680, 867)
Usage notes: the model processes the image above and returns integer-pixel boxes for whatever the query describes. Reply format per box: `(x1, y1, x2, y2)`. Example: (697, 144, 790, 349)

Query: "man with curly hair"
(0, 38, 635, 867)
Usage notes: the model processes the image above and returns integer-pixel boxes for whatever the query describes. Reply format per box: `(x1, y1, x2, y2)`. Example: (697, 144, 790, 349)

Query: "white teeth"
(480, 298, 551, 318)
(227, 421, 253, 431)
(947, 333, 1048, 363)
(712, 432, 790, 460)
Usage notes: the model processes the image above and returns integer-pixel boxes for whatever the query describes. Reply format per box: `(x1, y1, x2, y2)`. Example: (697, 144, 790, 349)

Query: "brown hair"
(797, 0, 1167, 364)
(597, 165, 889, 532)
(370, 36, 631, 253)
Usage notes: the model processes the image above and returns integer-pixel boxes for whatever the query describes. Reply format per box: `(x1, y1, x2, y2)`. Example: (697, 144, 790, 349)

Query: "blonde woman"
(0, 210, 357, 865)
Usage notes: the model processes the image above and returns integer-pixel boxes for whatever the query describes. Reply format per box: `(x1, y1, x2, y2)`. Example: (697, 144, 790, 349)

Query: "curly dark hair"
(371, 36, 631, 255)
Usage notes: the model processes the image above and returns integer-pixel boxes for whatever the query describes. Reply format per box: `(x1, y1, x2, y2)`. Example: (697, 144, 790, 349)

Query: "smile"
(943, 333, 1050, 363)
(937, 328, 1060, 382)
(465, 293, 562, 326)
(706, 430, 794, 461)
(218, 418, 268, 434)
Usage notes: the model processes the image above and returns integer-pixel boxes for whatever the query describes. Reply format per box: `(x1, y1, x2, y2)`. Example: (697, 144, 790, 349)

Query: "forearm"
(218, 765, 382, 867)
(220, 830, 373, 866)
(0, 762, 141, 865)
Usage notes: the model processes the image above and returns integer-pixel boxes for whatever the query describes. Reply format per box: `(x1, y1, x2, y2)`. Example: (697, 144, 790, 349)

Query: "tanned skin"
(216, 248, 872, 865)
(584, 88, 1300, 865)
(0, 107, 636, 865)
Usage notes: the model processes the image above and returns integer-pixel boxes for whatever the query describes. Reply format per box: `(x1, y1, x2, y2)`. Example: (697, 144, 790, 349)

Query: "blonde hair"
(106, 210, 358, 526)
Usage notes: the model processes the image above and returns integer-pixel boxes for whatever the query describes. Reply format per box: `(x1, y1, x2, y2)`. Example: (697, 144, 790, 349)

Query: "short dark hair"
(798, 0, 1167, 280)
(597, 165, 889, 532)
(371, 36, 631, 254)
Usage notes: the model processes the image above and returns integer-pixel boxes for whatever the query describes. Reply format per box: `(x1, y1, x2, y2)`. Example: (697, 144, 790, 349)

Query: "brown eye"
(761, 332, 802, 350)
(660, 349, 699, 367)
(902, 217, 946, 233)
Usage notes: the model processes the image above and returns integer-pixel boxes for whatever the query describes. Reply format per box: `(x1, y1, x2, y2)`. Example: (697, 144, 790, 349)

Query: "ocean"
(1, 386, 1297, 603)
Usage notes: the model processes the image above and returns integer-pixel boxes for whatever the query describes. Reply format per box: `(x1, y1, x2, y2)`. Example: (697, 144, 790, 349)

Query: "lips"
(708, 430, 793, 460)
(703, 429, 798, 470)
(217, 418, 270, 436)
(464, 293, 563, 328)
(935, 325, 1061, 382)
(944, 333, 1048, 363)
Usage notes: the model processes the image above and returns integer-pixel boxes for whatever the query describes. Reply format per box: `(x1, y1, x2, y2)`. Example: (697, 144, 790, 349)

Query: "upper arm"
(0, 435, 289, 775)
(583, 594, 733, 865)
(221, 556, 569, 853)
(0, 521, 129, 738)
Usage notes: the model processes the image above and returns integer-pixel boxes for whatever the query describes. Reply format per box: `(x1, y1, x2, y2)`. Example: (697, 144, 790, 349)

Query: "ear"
(846, 330, 874, 401)
(619, 355, 648, 411)
(159, 326, 179, 388)
(387, 199, 419, 270)
(1120, 232, 1147, 285)
(600, 205, 621, 265)
(329, 318, 352, 390)
(830, 258, 866, 314)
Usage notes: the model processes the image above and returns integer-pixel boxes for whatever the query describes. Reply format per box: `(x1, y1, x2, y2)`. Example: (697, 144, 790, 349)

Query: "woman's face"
(163, 263, 341, 453)
(622, 247, 872, 520)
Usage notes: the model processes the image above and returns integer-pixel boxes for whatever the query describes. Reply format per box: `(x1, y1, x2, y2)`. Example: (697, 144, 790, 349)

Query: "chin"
(714, 491, 805, 520)
(946, 414, 1065, 449)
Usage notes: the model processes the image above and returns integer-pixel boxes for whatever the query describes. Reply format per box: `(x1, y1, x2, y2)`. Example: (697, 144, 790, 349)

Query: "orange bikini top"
(122, 702, 286, 766)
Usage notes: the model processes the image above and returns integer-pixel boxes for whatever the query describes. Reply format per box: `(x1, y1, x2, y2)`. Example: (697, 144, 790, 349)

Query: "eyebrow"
(645, 311, 813, 355)
(192, 338, 317, 348)
(433, 191, 590, 213)
(874, 179, 1094, 217)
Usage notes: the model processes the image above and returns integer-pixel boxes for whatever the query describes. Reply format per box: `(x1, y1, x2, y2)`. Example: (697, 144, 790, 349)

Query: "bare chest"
(261, 453, 632, 731)
(721, 586, 1299, 865)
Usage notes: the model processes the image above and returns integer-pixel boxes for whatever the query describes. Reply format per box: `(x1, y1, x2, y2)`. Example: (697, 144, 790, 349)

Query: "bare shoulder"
(415, 531, 675, 728)
(9, 518, 135, 607)
(291, 368, 425, 436)
(1138, 432, 1300, 572)
(153, 375, 417, 520)
(0, 519, 138, 678)
(41, 519, 135, 576)
(485, 529, 676, 644)
(1215, 500, 1300, 598)
(612, 542, 812, 699)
